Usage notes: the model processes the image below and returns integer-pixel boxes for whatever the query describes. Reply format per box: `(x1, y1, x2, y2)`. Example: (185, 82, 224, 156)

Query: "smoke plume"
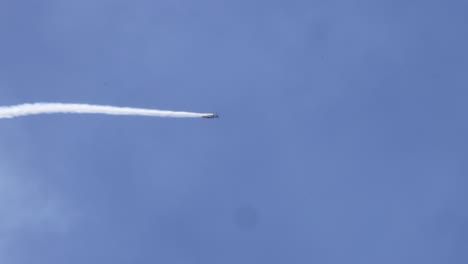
(0, 103, 212, 119)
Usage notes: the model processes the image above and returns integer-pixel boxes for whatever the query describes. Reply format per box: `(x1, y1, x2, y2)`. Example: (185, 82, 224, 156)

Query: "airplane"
(202, 113, 219, 119)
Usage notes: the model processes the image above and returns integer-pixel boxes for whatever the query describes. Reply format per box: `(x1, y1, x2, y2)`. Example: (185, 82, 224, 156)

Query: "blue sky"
(1, 0, 467, 263)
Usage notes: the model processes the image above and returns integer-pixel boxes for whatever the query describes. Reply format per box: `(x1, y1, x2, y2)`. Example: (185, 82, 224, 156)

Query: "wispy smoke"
(0, 103, 212, 119)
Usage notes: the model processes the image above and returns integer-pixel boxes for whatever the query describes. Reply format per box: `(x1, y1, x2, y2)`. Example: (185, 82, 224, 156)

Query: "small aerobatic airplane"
(202, 113, 219, 119)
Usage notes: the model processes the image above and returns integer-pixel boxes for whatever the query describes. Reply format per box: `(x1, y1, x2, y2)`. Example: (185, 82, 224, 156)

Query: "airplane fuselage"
(202, 114, 219, 119)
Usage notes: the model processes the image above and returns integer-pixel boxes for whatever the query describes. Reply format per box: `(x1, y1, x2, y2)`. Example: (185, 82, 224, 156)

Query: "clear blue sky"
(1, 0, 467, 263)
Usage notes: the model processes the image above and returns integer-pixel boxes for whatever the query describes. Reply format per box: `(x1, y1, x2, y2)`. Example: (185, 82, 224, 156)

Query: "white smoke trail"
(0, 103, 213, 119)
